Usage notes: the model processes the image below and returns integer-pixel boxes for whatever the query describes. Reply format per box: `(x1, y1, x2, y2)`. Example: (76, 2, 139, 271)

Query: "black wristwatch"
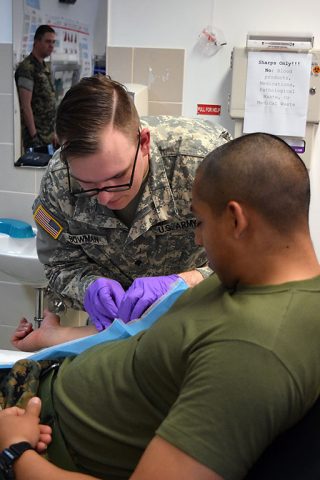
(0, 442, 34, 479)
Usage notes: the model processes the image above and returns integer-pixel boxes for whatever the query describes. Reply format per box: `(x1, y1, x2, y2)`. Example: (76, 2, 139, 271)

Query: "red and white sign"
(197, 104, 221, 116)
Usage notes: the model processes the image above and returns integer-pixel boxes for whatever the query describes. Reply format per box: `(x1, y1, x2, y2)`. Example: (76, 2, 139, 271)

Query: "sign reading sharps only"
(243, 51, 312, 137)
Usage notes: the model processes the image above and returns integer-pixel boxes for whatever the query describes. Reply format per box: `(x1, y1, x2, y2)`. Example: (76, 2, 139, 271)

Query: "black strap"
(0, 442, 33, 480)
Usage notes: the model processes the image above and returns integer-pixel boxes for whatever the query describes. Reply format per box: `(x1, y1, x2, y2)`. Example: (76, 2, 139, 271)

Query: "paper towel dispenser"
(246, 32, 314, 52)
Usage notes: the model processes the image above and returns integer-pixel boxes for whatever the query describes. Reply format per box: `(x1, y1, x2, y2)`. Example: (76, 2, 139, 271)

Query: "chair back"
(245, 397, 320, 479)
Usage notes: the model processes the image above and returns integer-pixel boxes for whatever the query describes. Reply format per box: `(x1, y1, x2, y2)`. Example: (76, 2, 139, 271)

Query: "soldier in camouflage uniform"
(15, 25, 56, 151)
(13, 75, 231, 351)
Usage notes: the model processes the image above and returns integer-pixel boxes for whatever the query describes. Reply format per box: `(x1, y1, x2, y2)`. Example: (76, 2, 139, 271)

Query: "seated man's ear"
(140, 128, 150, 156)
(226, 201, 249, 239)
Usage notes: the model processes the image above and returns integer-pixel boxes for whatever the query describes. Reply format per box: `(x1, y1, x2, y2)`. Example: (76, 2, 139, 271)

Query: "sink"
(0, 231, 47, 287)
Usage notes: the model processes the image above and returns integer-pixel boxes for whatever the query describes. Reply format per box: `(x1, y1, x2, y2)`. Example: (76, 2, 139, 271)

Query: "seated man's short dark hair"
(197, 133, 310, 234)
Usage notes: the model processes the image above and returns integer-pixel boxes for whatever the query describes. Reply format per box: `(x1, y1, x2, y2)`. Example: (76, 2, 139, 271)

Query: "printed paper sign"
(243, 51, 312, 137)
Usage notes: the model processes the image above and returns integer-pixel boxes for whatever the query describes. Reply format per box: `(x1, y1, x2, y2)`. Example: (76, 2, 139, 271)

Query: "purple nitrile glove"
(84, 278, 125, 331)
(117, 274, 181, 323)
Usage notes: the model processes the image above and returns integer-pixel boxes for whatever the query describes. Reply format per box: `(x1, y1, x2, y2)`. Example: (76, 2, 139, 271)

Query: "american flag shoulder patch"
(33, 205, 63, 239)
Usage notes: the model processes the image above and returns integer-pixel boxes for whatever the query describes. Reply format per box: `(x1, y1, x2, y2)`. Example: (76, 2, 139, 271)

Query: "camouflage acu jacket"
(15, 53, 56, 147)
(33, 116, 231, 309)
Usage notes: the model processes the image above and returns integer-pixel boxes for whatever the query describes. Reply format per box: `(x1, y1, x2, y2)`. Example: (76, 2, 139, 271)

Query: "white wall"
(0, 0, 12, 43)
(108, 0, 320, 258)
(108, 0, 230, 126)
(212, 0, 320, 257)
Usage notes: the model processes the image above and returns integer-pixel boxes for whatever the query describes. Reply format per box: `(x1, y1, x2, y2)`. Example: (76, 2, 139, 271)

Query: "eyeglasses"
(64, 132, 141, 197)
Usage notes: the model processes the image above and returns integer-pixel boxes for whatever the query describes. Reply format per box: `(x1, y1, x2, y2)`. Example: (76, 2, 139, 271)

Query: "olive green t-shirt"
(52, 275, 320, 479)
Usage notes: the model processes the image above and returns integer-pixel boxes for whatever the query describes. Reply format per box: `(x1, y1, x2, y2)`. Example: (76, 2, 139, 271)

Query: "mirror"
(13, 0, 108, 166)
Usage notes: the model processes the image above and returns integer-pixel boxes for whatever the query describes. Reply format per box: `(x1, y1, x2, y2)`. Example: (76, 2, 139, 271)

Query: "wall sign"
(197, 104, 221, 115)
(243, 51, 312, 137)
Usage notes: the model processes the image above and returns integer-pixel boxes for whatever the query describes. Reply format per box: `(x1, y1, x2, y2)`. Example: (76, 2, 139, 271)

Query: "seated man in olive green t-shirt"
(1, 132, 320, 480)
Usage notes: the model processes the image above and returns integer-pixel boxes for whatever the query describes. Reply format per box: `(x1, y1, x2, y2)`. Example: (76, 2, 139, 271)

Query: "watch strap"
(0, 442, 34, 480)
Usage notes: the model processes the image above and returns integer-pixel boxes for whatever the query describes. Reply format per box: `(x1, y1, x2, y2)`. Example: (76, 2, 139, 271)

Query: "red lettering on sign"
(197, 104, 221, 116)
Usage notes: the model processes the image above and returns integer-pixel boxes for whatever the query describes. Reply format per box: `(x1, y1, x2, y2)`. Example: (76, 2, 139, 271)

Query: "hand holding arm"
(117, 275, 185, 323)
(1, 405, 221, 480)
(0, 398, 99, 480)
(84, 278, 125, 330)
(11, 427, 221, 480)
(0, 397, 51, 453)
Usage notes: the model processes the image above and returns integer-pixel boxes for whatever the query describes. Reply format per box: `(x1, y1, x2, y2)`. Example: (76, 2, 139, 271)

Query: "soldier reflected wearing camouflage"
(33, 116, 231, 310)
(15, 53, 56, 149)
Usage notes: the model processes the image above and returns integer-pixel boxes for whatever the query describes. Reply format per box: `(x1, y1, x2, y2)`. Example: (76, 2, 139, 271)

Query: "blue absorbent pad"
(0, 279, 188, 368)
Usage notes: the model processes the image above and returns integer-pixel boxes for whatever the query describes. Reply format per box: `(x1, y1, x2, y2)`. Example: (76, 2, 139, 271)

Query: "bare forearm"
(21, 104, 37, 137)
(15, 450, 99, 480)
(42, 324, 98, 346)
(12, 323, 98, 352)
(178, 269, 204, 287)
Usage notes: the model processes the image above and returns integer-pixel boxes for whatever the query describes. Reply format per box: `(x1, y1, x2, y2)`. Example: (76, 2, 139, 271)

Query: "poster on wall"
(21, 0, 43, 59)
(47, 15, 92, 77)
(243, 51, 312, 137)
(21, 0, 93, 77)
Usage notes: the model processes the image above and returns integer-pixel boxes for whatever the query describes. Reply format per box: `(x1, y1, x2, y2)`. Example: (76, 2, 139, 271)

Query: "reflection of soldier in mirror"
(15, 25, 58, 152)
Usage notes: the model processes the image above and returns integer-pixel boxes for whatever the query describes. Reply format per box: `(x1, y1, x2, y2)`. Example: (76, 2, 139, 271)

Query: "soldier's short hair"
(34, 25, 55, 41)
(195, 132, 310, 234)
(56, 75, 140, 160)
